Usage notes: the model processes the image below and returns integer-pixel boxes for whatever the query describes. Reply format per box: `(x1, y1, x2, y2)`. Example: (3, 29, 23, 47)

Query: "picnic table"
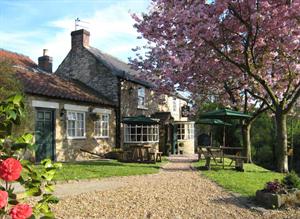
(131, 144, 152, 162)
(119, 144, 162, 163)
(198, 146, 246, 171)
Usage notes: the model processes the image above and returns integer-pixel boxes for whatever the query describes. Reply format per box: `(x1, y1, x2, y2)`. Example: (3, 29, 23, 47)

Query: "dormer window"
(138, 87, 146, 108)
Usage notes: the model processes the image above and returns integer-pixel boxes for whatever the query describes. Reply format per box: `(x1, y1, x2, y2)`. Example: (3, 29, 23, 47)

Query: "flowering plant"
(0, 94, 61, 219)
(264, 180, 285, 194)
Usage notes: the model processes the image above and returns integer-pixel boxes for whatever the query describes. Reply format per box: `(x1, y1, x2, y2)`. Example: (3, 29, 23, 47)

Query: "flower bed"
(256, 189, 300, 209)
(256, 172, 300, 209)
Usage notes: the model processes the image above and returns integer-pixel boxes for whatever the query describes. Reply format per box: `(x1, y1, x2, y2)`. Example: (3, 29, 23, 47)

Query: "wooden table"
(131, 144, 152, 162)
(198, 146, 245, 171)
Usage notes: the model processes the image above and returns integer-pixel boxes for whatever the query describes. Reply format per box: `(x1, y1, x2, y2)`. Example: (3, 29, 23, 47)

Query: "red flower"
(0, 190, 8, 208)
(0, 158, 22, 182)
(9, 204, 32, 219)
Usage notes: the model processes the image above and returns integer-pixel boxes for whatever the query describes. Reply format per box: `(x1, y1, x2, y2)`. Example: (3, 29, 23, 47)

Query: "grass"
(193, 159, 285, 197)
(52, 158, 167, 181)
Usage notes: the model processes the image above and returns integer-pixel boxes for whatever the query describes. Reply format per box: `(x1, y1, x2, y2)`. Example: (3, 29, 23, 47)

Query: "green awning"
(122, 115, 159, 125)
(196, 119, 232, 126)
(199, 109, 252, 120)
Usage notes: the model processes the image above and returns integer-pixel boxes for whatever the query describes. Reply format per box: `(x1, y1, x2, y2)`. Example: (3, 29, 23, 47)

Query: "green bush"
(0, 94, 61, 218)
(282, 171, 300, 189)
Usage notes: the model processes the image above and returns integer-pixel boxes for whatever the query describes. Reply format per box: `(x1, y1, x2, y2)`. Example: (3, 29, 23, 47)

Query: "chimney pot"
(38, 49, 53, 73)
(43, 49, 48, 56)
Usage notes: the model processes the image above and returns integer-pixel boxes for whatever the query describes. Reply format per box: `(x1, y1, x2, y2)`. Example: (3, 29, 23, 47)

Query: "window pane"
(37, 112, 44, 120)
(44, 112, 51, 120)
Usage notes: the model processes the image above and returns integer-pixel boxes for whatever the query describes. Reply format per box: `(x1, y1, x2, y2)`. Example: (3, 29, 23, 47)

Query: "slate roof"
(122, 115, 159, 125)
(0, 49, 115, 106)
(86, 47, 153, 88)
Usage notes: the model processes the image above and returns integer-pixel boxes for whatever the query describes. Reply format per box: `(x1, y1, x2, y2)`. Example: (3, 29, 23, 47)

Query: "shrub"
(0, 94, 61, 218)
(282, 171, 300, 189)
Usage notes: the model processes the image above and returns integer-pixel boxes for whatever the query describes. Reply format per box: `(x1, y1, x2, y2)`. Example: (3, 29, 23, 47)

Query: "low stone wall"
(178, 139, 195, 155)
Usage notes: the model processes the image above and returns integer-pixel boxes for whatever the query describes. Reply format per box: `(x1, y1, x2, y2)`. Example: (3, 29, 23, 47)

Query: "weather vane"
(75, 18, 89, 30)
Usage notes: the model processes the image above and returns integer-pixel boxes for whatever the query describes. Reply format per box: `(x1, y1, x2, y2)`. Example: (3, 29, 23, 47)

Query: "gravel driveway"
(52, 155, 300, 219)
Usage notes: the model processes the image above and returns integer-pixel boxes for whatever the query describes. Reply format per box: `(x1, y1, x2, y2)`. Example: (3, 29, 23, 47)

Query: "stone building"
(0, 49, 116, 162)
(56, 29, 195, 154)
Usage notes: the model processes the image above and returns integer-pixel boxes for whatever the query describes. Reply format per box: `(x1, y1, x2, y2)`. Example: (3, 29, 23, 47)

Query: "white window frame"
(177, 123, 194, 140)
(137, 87, 146, 108)
(94, 114, 110, 138)
(124, 124, 159, 143)
(66, 111, 86, 139)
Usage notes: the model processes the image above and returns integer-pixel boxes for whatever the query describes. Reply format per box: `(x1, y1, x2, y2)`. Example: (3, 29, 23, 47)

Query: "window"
(177, 123, 194, 140)
(67, 111, 85, 138)
(94, 114, 110, 138)
(172, 98, 177, 112)
(124, 124, 159, 143)
(138, 87, 146, 108)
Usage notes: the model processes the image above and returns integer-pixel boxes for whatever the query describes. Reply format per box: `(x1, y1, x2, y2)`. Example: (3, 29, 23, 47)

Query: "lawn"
(193, 159, 285, 197)
(52, 159, 166, 181)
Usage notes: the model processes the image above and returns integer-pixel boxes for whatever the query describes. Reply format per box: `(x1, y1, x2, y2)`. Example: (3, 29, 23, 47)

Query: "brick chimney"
(71, 29, 90, 49)
(38, 49, 53, 73)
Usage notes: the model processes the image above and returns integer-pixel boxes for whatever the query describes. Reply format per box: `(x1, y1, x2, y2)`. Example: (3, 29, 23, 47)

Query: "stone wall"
(178, 139, 195, 154)
(158, 95, 188, 122)
(120, 80, 159, 118)
(56, 48, 119, 103)
(14, 95, 116, 162)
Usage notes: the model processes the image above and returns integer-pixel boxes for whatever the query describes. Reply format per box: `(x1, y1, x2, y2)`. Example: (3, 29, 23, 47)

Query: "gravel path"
(51, 155, 300, 219)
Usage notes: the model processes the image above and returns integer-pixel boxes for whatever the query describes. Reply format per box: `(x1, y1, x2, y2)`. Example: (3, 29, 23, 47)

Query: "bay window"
(124, 124, 159, 143)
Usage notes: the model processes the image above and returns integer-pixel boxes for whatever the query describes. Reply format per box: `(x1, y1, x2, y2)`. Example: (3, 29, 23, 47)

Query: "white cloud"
(1, 0, 149, 71)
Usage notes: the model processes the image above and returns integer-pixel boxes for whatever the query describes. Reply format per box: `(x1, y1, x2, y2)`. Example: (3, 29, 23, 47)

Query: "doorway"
(35, 108, 55, 162)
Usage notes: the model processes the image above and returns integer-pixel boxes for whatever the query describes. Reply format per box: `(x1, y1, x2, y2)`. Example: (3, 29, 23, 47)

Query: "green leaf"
(44, 184, 54, 193)
(22, 133, 33, 143)
(25, 187, 42, 197)
(12, 94, 23, 105)
(9, 111, 16, 120)
(41, 159, 52, 168)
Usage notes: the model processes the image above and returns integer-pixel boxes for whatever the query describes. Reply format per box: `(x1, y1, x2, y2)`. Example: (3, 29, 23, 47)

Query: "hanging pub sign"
(181, 105, 190, 117)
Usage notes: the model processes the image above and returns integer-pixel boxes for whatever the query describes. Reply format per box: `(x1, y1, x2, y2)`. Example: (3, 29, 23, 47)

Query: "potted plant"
(256, 171, 300, 209)
(165, 143, 171, 156)
(178, 142, 184, 154)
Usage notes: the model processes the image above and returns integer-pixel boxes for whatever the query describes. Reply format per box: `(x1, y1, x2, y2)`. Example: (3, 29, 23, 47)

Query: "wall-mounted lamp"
(88, 106, 94, 113)
(60, 107, 66, 118)
(128, 87, 134, 94)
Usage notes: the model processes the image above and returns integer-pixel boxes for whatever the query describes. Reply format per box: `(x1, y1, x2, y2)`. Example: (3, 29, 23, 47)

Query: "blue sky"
(0, 0, 150, 70)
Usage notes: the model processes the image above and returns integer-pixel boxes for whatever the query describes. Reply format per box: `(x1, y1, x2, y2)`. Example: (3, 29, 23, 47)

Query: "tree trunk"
(275, 112, 289, 173)
(242, 122, 252, 163)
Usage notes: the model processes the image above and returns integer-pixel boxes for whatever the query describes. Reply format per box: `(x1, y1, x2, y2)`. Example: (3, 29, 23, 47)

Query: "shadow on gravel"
(168, 159, 198, 163)
(211, 195, 258, 211)
(63, 161, 160, 169)
(161, 168, 194, 172)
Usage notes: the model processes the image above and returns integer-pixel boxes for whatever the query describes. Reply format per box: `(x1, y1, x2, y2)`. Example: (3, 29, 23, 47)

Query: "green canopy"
(198, 109, 250, 147)
(196, 119, 232, 126)
(199, 109, 251, 120)
(122, 115, 159, 125)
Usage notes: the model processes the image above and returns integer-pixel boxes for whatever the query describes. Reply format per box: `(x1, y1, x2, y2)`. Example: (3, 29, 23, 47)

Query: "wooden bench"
(156, 152, 162, 162)
(198, 147, 222, 170)
(148, 150, 162, 162)
(222, 154, 247, 171)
